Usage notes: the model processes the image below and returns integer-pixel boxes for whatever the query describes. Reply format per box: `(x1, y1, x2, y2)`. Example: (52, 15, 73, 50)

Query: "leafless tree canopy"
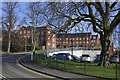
(2, 2, 19, 53)
(41, 2, 120, 66)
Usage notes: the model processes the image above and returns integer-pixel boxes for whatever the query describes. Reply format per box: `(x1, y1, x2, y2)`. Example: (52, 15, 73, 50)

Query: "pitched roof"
(56, 32, 92, 38)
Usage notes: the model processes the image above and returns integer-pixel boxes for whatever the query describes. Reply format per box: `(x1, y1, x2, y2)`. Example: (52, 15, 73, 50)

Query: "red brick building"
(18, 26, 115, 54)
(18, 26, 56, 50)
(56, 33, 100, 48)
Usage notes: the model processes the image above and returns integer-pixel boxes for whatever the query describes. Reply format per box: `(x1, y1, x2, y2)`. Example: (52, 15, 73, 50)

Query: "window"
(0, 38, 2, 41)
(87, 41, 89, 44)
(53, 39, 55, 42)
(93, 37, 96, 39)
(91, 40, 93, 43)
(48, 42, 50, 46)
(24, 35, 26, 38)
(57, 42, 59, 44)
(66, 38, 68, 40)
(48, 31, 50, 34)
(87, 37, 89, 40)
(76, 38, 78, 40)
(27, 31, 30, 34)
(80, 38, 81, 40)
(48, 37, 50, 39)
(53, 44, 55, 47)
(24, 30, 26, 34)
(41, 32, 43, 35)
(83, 41, 85, 43)
(53, 34, 55, 37)
(66, 42, 68, 44)
(28, 35, 30, 38)
(20, 31, 22, 34)
(83, 38, 85, 40)
(76, 42, 78, 44)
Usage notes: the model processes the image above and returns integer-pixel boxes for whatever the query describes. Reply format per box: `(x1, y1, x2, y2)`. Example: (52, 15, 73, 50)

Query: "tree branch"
(110, 0, 119, 9)
(87, 2, 102, 34)
(93, 2, 105, 18)
(110, 11, 120, 32)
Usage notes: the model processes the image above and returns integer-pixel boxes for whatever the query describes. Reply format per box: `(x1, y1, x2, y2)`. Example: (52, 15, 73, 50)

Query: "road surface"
(1, 53, 57, 79)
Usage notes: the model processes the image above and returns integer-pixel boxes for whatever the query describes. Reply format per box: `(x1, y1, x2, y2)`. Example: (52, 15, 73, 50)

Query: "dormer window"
(93, 36, 96, 39)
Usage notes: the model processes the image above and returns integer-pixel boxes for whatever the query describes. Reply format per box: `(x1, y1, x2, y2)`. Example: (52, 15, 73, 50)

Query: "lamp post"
(24, 36, 27, 52)
(71, 39, 73, 56)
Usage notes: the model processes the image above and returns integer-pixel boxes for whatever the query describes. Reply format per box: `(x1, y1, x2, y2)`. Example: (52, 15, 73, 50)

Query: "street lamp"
(71, 39, 73, 56)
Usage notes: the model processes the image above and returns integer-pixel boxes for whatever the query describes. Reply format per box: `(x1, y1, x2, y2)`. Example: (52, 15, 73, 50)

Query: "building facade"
(18, 26, 56, 50)
(18, 26, 115, 55)
(56, 33, 100, 48)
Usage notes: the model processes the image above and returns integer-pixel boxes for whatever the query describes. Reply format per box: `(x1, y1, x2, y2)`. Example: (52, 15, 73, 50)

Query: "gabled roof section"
(56, 32, 92, 38)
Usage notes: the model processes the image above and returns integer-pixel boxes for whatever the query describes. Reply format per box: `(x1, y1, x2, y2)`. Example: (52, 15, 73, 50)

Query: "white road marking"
(0, 74, 7, 79)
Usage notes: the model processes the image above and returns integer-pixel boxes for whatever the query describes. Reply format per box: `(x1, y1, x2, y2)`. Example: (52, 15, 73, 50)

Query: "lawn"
(33, 54, 120, 80)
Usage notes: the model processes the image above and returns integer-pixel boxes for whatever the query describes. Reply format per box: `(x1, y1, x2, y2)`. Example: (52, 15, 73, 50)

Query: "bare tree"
(25, 2, 41, 52)
(42, 1, 120, 67)
(2, 2, 19, 53)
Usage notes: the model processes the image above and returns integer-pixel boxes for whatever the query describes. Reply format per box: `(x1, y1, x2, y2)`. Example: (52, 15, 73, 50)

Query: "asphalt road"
(1, 53, 57, 79)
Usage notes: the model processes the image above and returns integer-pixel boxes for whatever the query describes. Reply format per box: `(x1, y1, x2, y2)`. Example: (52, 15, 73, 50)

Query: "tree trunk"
(32, 27, 36, 52)
(32, 43, 35, 52)
(7, 31, 11, 53)
(98, 33, 111, 67)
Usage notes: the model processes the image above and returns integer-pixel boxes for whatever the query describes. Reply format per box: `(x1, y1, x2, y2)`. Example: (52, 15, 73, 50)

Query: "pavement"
(18, 55, 108, 80)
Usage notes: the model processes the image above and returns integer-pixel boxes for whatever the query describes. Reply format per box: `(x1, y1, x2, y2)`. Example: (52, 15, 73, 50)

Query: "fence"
(33, 51, 120, 80)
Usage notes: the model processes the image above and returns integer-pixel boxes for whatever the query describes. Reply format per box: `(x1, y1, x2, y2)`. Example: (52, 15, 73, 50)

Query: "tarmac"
(18, 55, 108, 80)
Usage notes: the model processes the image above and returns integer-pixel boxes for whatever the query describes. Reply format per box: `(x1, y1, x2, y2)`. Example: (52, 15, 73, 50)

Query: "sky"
(0, 2, 2, 30)
(0, 0, 119, 2)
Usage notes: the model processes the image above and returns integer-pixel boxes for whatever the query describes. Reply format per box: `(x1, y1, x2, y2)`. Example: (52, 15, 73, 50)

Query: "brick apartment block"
(18, 26, 115, 54)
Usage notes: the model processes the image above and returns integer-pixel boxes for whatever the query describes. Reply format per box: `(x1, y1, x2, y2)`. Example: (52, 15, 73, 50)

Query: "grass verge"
(33, 54, 120, 80)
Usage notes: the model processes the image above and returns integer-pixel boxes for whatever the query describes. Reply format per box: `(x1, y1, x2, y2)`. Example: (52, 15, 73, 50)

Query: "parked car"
(71, 55, 80, 62)
(80, 54, 93, 62)
(109, 55, 119, 63)
(94, 54, 100, 62)
(51, 54, 57, 59)
(52, 53, 71, 60)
